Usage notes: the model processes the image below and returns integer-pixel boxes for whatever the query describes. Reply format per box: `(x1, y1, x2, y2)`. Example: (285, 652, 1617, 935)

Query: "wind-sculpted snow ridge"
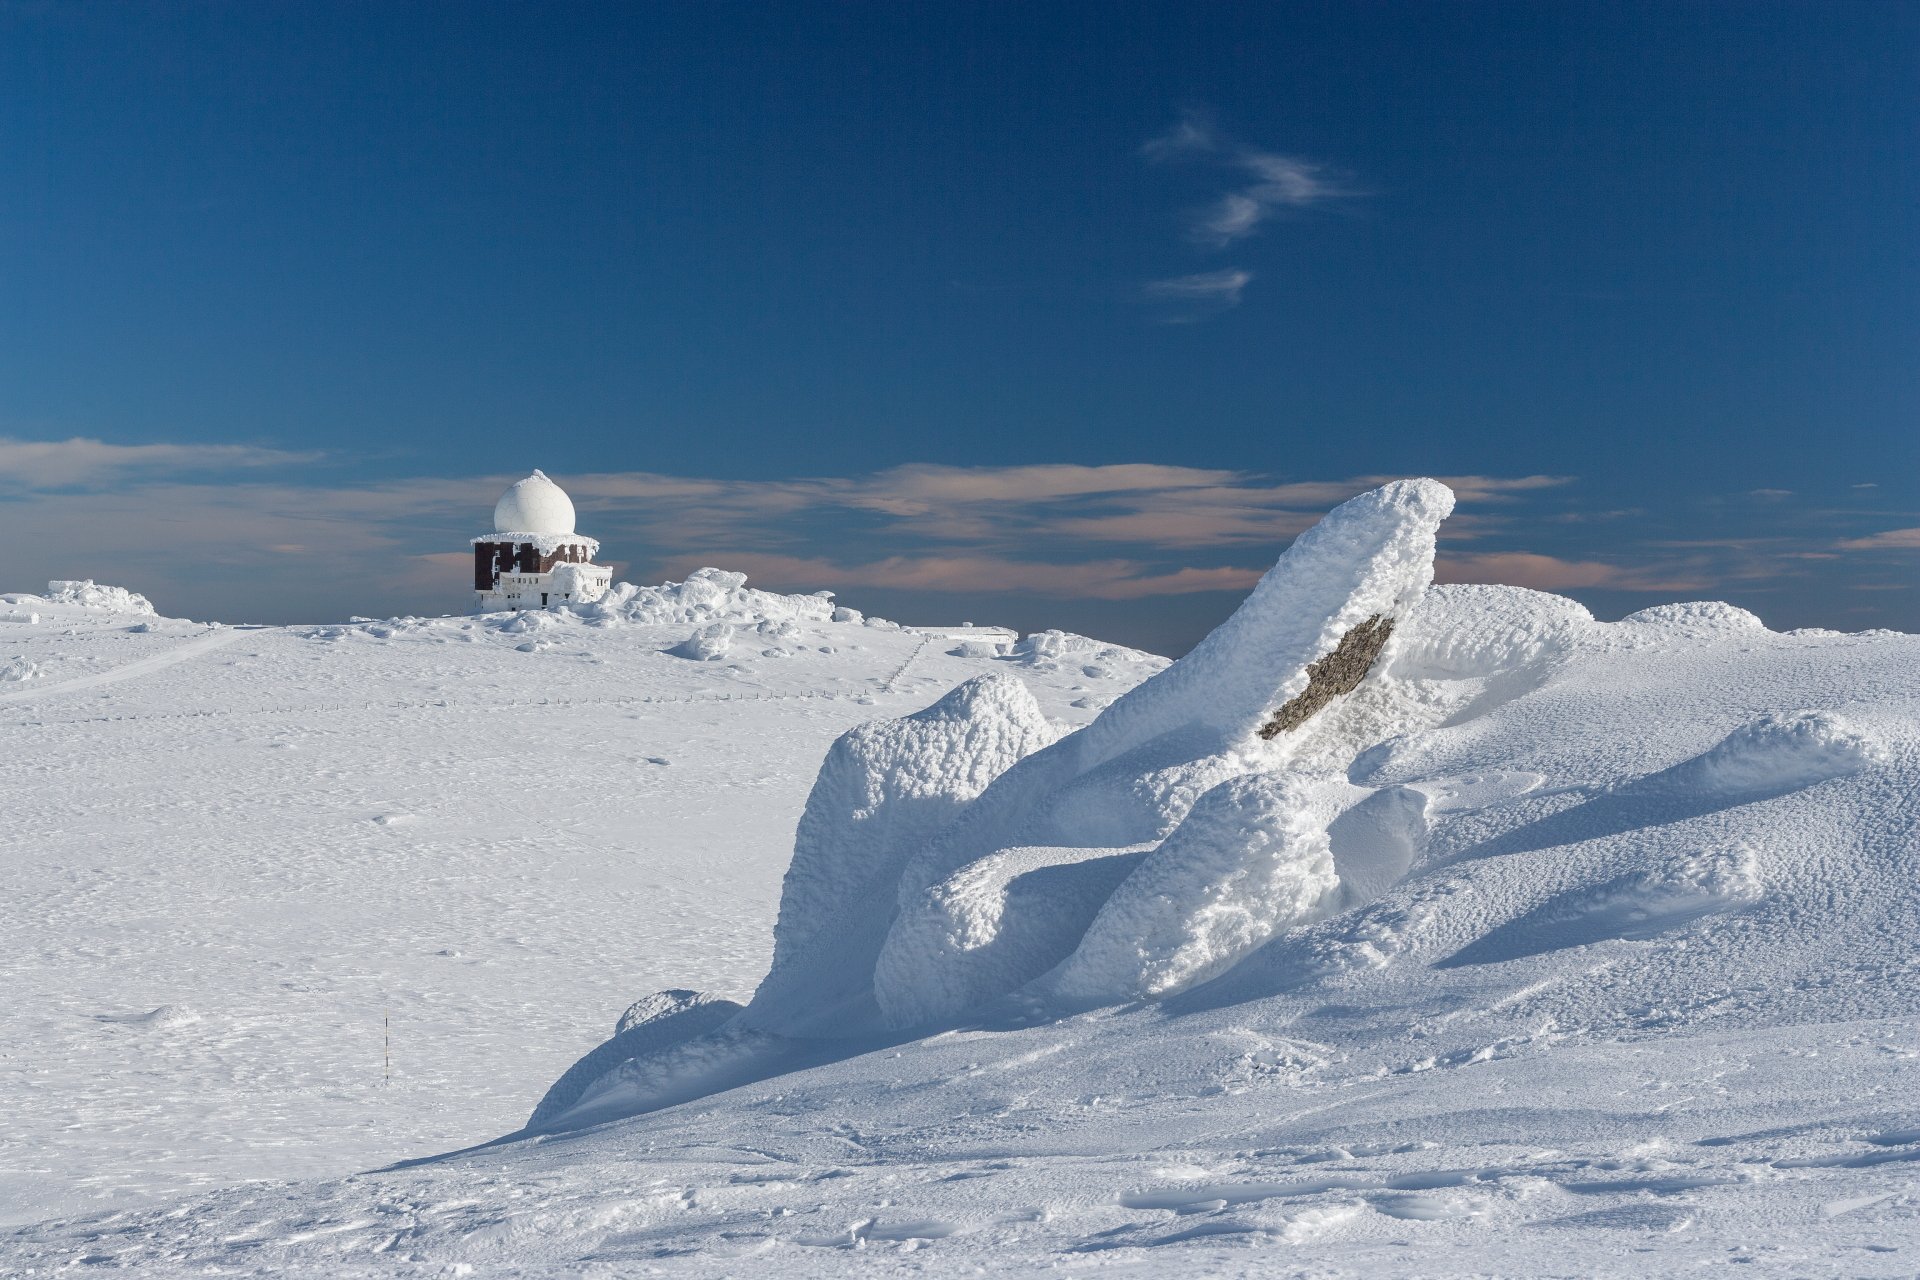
(1645, 709, 1886, 799)
(1002, 628, 1167, 677)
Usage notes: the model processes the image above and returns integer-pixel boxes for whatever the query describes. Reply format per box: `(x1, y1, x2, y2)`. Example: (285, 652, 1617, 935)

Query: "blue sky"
(2, 2, 1914, 651)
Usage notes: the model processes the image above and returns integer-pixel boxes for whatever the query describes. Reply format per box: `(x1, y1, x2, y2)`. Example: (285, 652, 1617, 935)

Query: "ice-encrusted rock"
(894, 480, 1452, 896)
(742, 674, 1061, 1036)
(870, 479, 1455, 1027)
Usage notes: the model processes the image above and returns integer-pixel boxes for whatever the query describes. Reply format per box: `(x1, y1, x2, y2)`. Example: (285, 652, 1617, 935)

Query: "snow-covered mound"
(579, 567, 839, 628)
(38, 579, 158, 615)
(744, 674, 1063, 1036)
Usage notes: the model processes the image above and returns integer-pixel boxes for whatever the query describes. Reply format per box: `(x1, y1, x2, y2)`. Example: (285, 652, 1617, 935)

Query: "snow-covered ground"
(0, 572, 1160, 1231)
(3, 480, 1918, 1276)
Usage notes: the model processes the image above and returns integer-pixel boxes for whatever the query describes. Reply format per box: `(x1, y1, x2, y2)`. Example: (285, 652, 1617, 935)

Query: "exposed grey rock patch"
(1258, 614, 1394, 739)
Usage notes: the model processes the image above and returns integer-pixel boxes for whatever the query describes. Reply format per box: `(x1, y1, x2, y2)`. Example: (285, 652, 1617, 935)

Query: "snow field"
(0, 576, 1163, 1229)
(5, 465, 1920, 1278)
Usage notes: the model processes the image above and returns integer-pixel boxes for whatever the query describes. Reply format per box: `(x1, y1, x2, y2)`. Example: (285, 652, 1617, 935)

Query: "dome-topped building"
(472, 470, 612, 611)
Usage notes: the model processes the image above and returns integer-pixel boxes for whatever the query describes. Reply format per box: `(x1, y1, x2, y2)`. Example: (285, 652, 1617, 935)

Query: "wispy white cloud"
(1140, 112, 1219, 161)
(1838, 527, 1920, 550)
(1191, 152, 1353, 247)
(0, 436, 320, 489)
(1145, 110, 1357, 251)
(1143, 268, 1252, 321)
(1143, 268, 1252, 301)
(1194, 193, 1264, 245)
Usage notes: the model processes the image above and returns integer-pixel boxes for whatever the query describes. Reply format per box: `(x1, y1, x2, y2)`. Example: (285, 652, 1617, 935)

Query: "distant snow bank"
(41, 580, 158, 616)
(579, 568, 838, 628)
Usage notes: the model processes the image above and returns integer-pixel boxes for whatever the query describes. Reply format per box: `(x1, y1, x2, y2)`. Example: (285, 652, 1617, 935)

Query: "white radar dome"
(493, 470, 577, 536)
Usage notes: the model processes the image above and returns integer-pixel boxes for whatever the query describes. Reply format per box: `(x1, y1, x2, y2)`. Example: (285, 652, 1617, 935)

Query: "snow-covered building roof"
(492, 470, 577, 537)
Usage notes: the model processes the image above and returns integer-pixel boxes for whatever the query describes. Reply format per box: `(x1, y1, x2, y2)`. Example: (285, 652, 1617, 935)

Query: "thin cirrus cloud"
(1838, 527, 1920, 550)
(658, 552, 1264, 602)
(567, 464, 1573, 555)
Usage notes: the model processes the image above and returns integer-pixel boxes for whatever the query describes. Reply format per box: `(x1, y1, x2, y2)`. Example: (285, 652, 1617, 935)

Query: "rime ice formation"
(667, 621, 736, 661)
(872, 478, 1453, 1025)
